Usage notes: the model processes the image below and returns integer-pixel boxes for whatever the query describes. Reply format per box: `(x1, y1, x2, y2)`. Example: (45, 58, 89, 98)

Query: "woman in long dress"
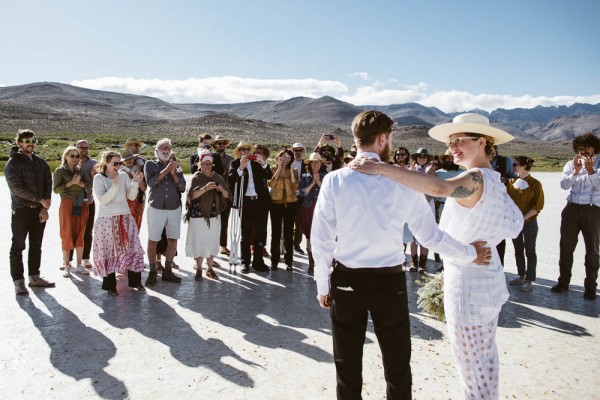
(184, 150, 230, 280)
(93, 151, 147, 295)
(354, 113, 523, 399)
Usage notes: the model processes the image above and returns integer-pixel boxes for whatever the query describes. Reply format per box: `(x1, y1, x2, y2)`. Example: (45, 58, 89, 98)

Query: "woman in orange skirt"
(53, 145, 92, 277)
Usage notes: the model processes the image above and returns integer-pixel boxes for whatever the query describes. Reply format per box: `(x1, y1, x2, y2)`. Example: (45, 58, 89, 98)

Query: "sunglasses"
(445, 137, 479, 148)
(239, 147, 251, 151)
(214, 141, 227, 146)
(20, 138, 37, 144)
(77, 146, 89, 150)
(68, 154, 80, 159)
(417, 155, 428, 158)
(293, 149, 304, 153)
(396, 153, 407, 156)
(112, 161, 123, 167)
(202, 143, 212, 149)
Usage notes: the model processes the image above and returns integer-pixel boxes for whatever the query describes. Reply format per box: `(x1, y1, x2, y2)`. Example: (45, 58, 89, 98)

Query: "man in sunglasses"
(553, 132, 600, 300)
(314, 133, 344, 172)
(5, 129, 55, 295)
(190, 133, 214, 174)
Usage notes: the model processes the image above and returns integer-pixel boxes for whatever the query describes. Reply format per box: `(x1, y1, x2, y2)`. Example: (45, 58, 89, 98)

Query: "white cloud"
(349, 72, 369, 80)
(71, 76, 600, 113)
(71, 77, 348, 104)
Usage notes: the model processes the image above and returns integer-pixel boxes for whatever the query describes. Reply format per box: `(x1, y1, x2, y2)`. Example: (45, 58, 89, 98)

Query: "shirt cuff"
(316, 279, 330, 296)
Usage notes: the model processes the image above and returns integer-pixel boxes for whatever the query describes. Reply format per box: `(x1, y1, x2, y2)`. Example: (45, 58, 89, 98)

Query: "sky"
(1, 0, 599, 112)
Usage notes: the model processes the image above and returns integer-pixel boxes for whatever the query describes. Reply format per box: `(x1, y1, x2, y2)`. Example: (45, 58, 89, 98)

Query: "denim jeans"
(10, 207, 47, 281)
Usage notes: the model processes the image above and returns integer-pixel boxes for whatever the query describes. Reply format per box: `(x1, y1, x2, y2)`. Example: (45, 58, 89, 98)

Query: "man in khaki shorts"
(144, 138, 186, 286)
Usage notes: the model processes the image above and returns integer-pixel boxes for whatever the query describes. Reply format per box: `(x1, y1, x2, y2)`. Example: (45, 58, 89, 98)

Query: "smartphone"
(248, 155, 257, 161)
(327, 134, 335, 140)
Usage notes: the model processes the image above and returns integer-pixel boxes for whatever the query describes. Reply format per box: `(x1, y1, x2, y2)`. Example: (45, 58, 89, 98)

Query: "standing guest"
(268, 149, 299, 271)
(93, 151, 146, 295)
(552, 132, 600, 300)
(314, 133, 344, 172)
(252, 144, 272, 257)
(314, 111, 490, 400)
(144, 138, 186, 286)
(393, 146, 413, 270)
(211, 134, 234, 256)
(354, 112, 523, 400)
(53, 145, 92, 277)
(184, 150, 230, 280)
(5, 129, 55, 295)
(291, 142, 306, 255)
(189, 132, 214, 174)
(72, 140, 97, 269)
(393, 147, 410, 168)
(228, 141, 273, 273)
(121, 149, 147, 229)
(298, 152, 327, 275)
(489, 144, 516, 265)
(409, 147, 435, 272)
(122, 138, 147, 228)
(506, 156, 545, 292)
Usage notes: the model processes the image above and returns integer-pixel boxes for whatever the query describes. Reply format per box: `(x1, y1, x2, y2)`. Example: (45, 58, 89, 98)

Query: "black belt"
(567, 202, 599, 208)
(245, 195, 259, 200)
(334, 260, 403, 274)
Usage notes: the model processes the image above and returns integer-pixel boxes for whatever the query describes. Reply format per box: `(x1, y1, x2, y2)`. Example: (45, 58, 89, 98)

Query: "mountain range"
(0, 82, 598, 144)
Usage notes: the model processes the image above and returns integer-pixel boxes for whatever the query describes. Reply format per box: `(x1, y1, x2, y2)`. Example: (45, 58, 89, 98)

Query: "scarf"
(512, 177, 529, 190)
(184, 172, 226, 227)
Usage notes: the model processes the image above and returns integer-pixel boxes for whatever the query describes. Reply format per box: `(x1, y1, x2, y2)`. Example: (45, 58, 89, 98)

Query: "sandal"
(206, 269, 219, 280)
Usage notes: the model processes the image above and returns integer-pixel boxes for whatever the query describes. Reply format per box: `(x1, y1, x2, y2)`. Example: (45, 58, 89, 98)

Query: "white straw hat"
(429, 113, 514, 145)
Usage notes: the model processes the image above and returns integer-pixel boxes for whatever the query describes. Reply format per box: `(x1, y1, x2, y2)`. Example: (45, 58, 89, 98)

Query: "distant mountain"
(0, 82, 598, 142)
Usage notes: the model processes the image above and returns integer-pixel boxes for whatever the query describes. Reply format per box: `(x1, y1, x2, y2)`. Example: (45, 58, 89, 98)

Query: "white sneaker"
(62, 265, 72, 278)
(60, 262, 71, 271)
(82, 259, 93, 269)
(75, 264, 90, 275)
(520, 281, 533, 292)
(509, 277, 525, 286)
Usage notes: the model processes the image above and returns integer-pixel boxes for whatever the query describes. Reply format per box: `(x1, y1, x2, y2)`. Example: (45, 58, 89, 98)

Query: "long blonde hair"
(61, 145, 79, 166)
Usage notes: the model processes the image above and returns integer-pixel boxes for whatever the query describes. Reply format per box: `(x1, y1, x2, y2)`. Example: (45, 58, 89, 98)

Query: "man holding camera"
(228, 141, 273, 273)
(190, 133, 215, 174)
(552, 132, 600, 300)
(314, 133, 344, 172)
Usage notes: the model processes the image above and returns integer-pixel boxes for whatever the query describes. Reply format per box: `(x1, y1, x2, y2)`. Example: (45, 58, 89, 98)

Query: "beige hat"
(212, 134, 231, 147)
(429, 113, 514, 145)
(304, 152, 323, 164)
(121, 149, 135, 161)
(232, 141, 256, 158)
(124, 137, 144, 147)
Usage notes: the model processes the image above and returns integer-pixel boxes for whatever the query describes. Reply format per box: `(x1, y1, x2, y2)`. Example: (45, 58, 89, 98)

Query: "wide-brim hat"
(411, 148, 433, 162)
(121, 149, 135, 161)
(124, 137, 144, 147)
(304, 152, 323, 164)
(429, 113, 514, 145)
(212, 134, 231, 147)
(292, 142, 305, 149)
(232, 141, 256, 158)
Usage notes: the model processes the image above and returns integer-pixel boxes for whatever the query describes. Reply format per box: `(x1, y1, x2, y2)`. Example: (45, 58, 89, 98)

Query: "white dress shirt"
(237, 161, 269, 197)
(311, 152, 476, 296)
(560, 158, 600, 206)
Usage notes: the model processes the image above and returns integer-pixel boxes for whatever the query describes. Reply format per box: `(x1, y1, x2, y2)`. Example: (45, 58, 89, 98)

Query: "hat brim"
(304, 158, 323, 164)
(429, 122, 514, 145)
(233, 143, 256, 158)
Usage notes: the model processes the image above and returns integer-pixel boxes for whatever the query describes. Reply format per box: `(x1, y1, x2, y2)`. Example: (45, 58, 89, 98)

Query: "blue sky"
(1, 0, 599, 111)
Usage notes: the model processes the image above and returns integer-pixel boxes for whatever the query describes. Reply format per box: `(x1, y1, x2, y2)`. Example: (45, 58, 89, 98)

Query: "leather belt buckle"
(245, 195, 258, 200)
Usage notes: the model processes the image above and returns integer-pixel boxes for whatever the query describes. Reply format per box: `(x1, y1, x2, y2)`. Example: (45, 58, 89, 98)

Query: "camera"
(248, 155, 257, 161)
(326, 134, 335, 140)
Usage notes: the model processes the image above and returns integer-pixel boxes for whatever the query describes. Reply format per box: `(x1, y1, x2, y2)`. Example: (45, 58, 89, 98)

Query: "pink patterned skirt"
(93, 214, 146, 277)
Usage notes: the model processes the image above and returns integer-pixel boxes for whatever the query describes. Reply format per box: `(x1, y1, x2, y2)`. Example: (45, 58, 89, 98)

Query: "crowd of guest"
(4, 127, 599, 302)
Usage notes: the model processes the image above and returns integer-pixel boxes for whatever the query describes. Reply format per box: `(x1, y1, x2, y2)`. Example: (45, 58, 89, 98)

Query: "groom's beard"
(379, 142, 391, 163)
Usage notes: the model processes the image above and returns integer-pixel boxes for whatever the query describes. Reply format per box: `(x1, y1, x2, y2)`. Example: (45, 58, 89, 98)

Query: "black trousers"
(496, 240, 506, 266)
(512, 220, 538, 281)
(270, 203, 295, 267)
(220, 203, 231, 248)
(241, 198, 269, 268)
(10, 207, 47, 281)
(102, 270, 142, 291)
(330, 267, 411, 400)
(558, 203, 600, 290)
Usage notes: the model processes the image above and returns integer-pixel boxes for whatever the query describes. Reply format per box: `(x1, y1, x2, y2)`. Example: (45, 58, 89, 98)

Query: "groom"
(311, 110, 490, 399)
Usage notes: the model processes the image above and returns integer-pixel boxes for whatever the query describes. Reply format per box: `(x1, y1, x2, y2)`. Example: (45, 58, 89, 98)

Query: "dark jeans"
(70, 201, 95, 261)
(293, 202, 303, 247)
(270, 203, 295, 267)
(102, 270, 142, 291)
(241, 198, 269, 268)
(558, 203, 600, 290)
(330, 268, 411, 400)
(10, 207, 47, 281)
(512, 220, 538, 281)
(220, 203, 231, 248)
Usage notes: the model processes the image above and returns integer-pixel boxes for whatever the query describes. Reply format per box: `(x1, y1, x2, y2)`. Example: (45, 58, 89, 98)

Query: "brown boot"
(410, 255, 418, 272)
(418, 255, 427, 273)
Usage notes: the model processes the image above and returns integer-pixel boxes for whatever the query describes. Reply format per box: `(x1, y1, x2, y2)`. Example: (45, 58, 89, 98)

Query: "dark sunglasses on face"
(293, 149, 304, 153)
(112, 161, 123, 167)
(239, 147, 251, 151)
(20, 138, 37, 144)
(202, 144, 212, 149)
(513, 163, 520, 167)
(69, 154, 80, 159)
(396, 153, 406, 156)
(215, 141, 227, 146)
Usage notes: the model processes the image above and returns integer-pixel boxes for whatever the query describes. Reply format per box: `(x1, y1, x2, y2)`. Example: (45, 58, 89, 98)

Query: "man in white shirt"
(312, 110, 489, 399)
(291, 142, 306, 254)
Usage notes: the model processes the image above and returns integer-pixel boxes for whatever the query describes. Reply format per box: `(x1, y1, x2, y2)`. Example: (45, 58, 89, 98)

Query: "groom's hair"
(351, 111, 393, 146)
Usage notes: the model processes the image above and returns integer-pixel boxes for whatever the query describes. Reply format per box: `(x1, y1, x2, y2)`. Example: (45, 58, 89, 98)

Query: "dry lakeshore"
(1, 172, 598, 399)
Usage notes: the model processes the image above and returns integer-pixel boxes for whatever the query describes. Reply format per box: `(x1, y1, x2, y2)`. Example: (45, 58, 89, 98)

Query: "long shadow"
(72, 277, 256, 387)
(17, 291, 128, 399)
